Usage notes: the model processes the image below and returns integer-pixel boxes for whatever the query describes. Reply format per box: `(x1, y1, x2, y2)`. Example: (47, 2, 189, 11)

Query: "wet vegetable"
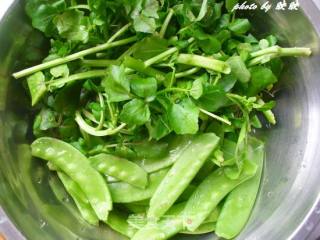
(19, 0, 312, 239)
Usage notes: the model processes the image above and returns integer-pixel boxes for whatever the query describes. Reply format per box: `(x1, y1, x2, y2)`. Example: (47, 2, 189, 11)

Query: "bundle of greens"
(14, 0, 311, 239)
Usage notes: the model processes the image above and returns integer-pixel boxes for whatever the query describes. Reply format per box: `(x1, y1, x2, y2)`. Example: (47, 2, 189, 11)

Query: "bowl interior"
(1, 1, 320, 240)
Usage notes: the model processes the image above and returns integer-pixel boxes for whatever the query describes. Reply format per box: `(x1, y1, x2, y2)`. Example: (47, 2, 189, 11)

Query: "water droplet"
(62, 196, 70, 203)
(267, 191, 273, 198)
(39, 219, 47, 229)
(263, 178, 269, 185)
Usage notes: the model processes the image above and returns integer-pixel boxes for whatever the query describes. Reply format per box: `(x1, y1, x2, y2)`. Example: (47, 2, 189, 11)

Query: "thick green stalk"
(13, 36, 138, 79)
(82, 59, 119, 67)
(47, 70, 106, 90)
(123, 56, 166, 82)
(144, 38, 195, 67)
(160, 9, 174, 38)
(177, 54, 231, 74)
(144, 47, 179, 67)
(250, 46, 311, 58)
(249, 46, 312, 65)
(250, 46, 280, 58)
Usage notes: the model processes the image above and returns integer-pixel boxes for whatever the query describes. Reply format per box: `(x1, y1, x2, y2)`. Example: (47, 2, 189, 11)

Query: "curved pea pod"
(216, 138, 265, 239)
(109, 169, 168, 203)
(57, 172, 99, 226)
(134, 135, 192, 173)
(105, 210, 137, 238)
(180, 223, 216, 235)
(89, 153, 148, 188)
(148, 133, 220, 220)
(131, 217, 183, 240)
(31, 137, 112, 221)
(130, 203, 219, 240)
(182, 159, 258, 231)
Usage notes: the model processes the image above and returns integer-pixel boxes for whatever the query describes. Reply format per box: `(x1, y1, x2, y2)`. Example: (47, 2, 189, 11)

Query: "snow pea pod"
(133, 135, 192, 173)
(183, 159, 258, 231)
(109, 169, 169, 203)
(89, 153, 148, 188)
(148, 133, 219, 220)
(105, 210, 137, 238)
(131, 215, 183, 240)
(130, 202, 218, 240)
(57, 172, 99, 225)
(216, 138, 265, 239)
(180, 223, 216, 235)
(31, 137, 112, 221)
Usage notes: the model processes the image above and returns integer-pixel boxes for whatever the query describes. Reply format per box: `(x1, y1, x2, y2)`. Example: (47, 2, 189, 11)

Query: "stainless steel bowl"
(1, 1, 320, 239)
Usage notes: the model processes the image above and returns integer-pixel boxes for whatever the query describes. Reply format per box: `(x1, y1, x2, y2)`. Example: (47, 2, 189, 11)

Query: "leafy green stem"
(156, 87, 189, 95)
(176, 54, 231, 74)
(123, 56, 166, 82)
(13, 36, 138, 79)
(107, 23, 132, 44)
(68, 4, 90, 10)
(250, 46, 311, 59)
(75, 111, 126, 137)
(82, 109, 109, 128)
(160, 9, 174, 38)
(257, 99, 276, 125)
(143, 38, 195, 67)
(175, 67, 200, 78)
(144, 47, 179, 67)
(199, 108, 231, 125)
(82, 59, 120, 67)
(96, 93, 106, 130)
(47, 70, 106, 90)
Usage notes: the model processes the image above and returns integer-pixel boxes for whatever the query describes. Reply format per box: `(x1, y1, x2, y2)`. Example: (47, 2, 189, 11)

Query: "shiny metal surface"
(0, 1, 320, 240)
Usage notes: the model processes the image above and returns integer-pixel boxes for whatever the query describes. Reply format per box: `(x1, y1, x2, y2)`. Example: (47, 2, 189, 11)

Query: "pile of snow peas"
(15, 0, 312, 239)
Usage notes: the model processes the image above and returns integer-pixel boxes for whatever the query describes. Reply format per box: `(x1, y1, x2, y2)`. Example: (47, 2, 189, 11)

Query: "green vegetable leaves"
(169, 98, 199, 134)
(53, 10, 90, 43)
(197, 85, 230, 112)
(229, 19, 251, 34)
(25, 0, 66, 36)
(248, 66, 277, 96)
(133, 37, 168, 61)
(129, 0, 160, 33)
(131, 77, 157, 99)
(27, 72, 47, 106)
(120, 99, 151, 126)
(227, 56, 250, 83)
(103, 65, 131, 102)
(190, 78, 203, 100)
